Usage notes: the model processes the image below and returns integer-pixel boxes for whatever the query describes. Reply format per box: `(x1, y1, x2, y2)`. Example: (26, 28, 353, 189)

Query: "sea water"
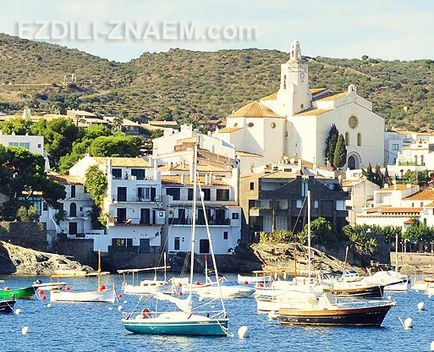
(0, 274, 432, 352)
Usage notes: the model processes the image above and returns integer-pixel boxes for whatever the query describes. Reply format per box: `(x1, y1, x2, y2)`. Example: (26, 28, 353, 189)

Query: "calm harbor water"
(1, 274, 433, 352)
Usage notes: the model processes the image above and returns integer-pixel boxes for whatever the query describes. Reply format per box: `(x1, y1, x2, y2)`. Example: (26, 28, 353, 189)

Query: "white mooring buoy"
(403, 318, 413, 329)
(417, 302, 425, 311)
(117, 305, 123, 312)
(46, 303, 51, 308)
(15, 308, 21, 315)
(268, 311, 278, 320)
(430, 341, 434, 351)
(123, 300, 127, 304)
(238, 326, 250, 339)
(108, 306, 113, 311)
(21, 326, 30, 335)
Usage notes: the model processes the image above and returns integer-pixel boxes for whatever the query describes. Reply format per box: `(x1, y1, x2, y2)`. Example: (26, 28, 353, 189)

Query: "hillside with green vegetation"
(0, 33, 432, 130)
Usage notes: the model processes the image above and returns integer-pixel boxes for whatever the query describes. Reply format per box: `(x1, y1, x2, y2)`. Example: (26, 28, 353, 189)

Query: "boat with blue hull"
(123, 312, 228, 336)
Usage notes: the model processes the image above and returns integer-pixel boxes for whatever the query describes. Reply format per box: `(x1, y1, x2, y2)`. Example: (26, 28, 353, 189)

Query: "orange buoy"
(244, 281, 249, 285)
(117, 293, 123, 299)
(38, 290, 45, 295)
(41, 295, 47, 301)
(5, 287, 11, 291)
(195, 280, 201, 285)
(99, 285, 106, 291)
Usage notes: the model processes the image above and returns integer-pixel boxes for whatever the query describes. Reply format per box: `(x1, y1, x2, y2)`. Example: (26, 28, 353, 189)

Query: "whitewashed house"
(0, 132, 50, 170)
(69, 155, 165, 253)
(161, 163, 242, 255)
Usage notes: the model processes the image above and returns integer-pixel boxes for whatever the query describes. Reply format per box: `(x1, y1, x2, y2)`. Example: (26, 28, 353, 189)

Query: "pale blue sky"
(1, 0, 433, 61)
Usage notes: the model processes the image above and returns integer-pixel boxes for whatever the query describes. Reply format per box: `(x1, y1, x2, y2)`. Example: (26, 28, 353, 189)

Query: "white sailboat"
(365, 232, 409, 292)
(122, 142, 228, 336)
(118, 256, 170, 295)
(50, 251, 116, 303)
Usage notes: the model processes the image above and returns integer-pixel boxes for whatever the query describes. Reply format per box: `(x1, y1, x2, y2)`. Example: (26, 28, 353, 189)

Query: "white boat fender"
(21, 326, 30, 335)
(123, 300, 128, 304)
(15, 308, 21, 315)
(430, 341, 434, 351)
(417, 302, 425, 311)
(118, 305, 123, 312)
(400, 317, 413, 329)
(238, 326, 249, 339)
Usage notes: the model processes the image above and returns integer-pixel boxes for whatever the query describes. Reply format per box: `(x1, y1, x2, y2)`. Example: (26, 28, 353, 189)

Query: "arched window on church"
(414, 155, 418, 165)
(421, 155, 424, 165)
(283, 75, 287, 89)
(345, 132, 350, 146)
(357, 133, 362, 146)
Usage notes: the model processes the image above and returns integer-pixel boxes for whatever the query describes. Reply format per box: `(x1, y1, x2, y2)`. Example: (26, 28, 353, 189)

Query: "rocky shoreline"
(0, 241, 92, 276)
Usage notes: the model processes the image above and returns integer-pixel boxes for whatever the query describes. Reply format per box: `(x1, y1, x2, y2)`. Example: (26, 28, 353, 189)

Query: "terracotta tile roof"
(295, 108, 333, 116)
(377, 184, 416, 192)
(368, 207, 423, 214)
(404, 189, 434, 201)
(261, 171, 298, 179)
(228, 101, 283, 119)
(341, 179, 360, 187)
(218, 126, 242, 133)
(236, 150, 262, 158)
(48, 172, 85, 185)
(161, 175, 226, 186)
(310, 88, 328, 94)
(94, 157, 151, 168)
(315, 91, 347, 101)
(159, 163, 230, 172)
(260, 92, 277, 101)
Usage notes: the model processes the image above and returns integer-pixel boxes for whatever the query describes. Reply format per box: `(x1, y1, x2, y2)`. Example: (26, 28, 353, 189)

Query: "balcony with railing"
(112, 195, 162, 203)
(168, 217, 231, 226)
(108, 216, 163, 226)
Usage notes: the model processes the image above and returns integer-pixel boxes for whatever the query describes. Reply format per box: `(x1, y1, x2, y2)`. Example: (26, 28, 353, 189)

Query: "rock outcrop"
(250, 242, 362, 274)
(0, 241, 92, 276)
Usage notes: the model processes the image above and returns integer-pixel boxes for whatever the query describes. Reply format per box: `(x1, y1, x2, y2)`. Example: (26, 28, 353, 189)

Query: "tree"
(302, 217, 335, 246)
(0, 117, 32, 135)
(333, 134, 347, 169)
(89, 135, 141, 157)
(324, 124, 339, 166)
(84, 165, 107, 209)
(0, 145, 66, 220)
(84, 166, 108, 227)
(31, 117, 81, 167)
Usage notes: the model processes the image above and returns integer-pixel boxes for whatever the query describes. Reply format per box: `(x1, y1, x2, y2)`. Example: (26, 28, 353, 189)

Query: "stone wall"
(55, 239, 95, 267)
(0, 221, 47, 251)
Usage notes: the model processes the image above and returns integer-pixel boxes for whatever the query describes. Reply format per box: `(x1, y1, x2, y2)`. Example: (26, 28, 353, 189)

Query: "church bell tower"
(277, 41, 312, 116)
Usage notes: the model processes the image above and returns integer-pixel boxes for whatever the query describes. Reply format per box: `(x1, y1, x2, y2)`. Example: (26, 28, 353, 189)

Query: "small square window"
(223, 231, 228, 240)
(232, 213, 239, 219)
(249, 182, 254, 191)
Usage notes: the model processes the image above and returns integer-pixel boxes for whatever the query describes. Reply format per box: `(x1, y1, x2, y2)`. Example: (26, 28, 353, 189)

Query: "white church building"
(215, 41, 385, 173)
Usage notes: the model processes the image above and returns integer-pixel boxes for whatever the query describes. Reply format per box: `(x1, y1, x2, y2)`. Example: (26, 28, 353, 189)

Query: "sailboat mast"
(307, 190, 311, 283)
(189, 142, 198, 299)
(395, 232, 399, 272)
(97, 250, 101, 289)
(198, 182, 227, 315)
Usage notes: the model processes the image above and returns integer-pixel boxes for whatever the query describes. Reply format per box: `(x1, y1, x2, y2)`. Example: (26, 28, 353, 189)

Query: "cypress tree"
(324, 124, 339, 166)
(333, 134, 347, 169)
